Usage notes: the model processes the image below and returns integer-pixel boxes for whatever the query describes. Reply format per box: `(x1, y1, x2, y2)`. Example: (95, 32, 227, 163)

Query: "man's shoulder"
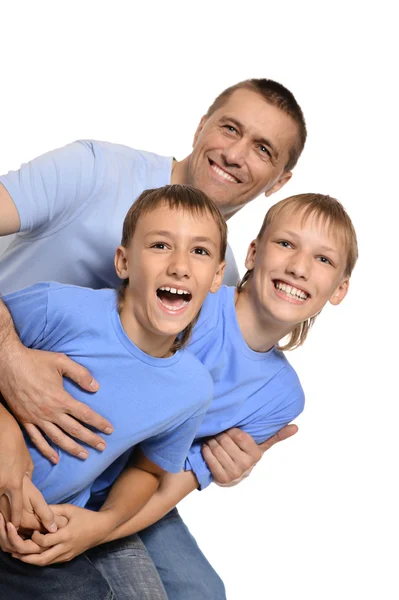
(80, 140, 171, 166)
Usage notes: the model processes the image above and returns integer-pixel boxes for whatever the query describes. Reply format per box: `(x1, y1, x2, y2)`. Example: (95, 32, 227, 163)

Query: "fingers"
(56, 354, 100, 393)
(31, 528, 66, 548)
(35, 421, 89, 460)
(12, 543, 66, 566)
(5, 521, 43, 554)
(29, 487, 57, 533)
(24, 424, 60, 464)
(6, 487, 23, 529)
(60, 396, 113, 436)
(48, 411, 110, 450)
(258, 424, 298, 453)
(201, 444, 229, 484)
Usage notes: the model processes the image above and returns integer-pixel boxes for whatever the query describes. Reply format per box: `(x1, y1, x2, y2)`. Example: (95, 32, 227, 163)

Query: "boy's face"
(187, 89, 299, 220)
(115, 202, 225, 347)
(244, 208, 349, 327)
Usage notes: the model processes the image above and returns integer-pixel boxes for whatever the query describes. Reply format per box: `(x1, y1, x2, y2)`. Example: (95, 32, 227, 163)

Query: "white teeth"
(159, 286, 190, 296)
(211, 162, 238, 183)
(275, 281, 308, 300)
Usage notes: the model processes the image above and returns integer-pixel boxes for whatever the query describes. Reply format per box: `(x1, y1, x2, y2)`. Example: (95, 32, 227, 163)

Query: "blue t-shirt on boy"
(2, 283, 213, 507)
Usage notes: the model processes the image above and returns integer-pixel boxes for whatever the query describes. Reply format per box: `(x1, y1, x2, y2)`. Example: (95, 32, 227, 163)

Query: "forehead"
(210, 89, 299, 153)
(134, 202, 221, 239)
(266, 207, 347, 251)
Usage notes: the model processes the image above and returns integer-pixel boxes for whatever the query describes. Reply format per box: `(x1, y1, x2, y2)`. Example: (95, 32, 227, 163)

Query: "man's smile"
(208, 159, 241, 184)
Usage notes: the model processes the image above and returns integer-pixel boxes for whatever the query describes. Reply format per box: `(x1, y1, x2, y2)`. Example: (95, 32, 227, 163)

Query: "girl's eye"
(193, 247, 210, 256)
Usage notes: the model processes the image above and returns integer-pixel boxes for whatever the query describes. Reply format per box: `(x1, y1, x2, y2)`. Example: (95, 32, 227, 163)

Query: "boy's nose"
(167, 251, 191, 279)
(286, 253, 311, 280)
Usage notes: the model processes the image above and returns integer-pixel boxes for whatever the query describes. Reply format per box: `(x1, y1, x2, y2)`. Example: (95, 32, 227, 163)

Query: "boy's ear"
(244, 240, 257, 271)
(329, 278, 349, 306)
(209, 260, 226, 293)
(114, 246, 129, 280)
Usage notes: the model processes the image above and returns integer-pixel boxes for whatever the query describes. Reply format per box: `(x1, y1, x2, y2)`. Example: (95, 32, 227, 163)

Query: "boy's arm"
(100, 466, 198, 543)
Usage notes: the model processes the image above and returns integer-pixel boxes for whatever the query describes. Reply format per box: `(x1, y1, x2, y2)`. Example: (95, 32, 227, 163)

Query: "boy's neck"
(234, 287, 293, 353)
(119, 303, 175, 359)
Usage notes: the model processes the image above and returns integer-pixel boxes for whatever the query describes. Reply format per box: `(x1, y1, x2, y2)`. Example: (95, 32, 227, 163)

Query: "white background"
(1, 1, 398, 598)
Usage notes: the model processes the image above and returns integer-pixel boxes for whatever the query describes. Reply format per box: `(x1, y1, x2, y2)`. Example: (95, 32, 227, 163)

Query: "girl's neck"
(234, 286, 293, 353)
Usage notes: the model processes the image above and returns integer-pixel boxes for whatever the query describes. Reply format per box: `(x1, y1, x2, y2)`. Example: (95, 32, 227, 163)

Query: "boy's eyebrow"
(145, 231, 217, 248)
(280, 230, 340, 254)
(220, 116, 279, 160)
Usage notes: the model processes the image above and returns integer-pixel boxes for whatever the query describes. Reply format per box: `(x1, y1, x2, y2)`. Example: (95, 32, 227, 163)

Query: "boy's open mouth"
(273, 280, 310, 301)
(156, 287, 192, 312)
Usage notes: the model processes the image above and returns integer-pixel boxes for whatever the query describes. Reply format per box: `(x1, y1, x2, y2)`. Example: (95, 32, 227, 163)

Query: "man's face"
(115, 202, 225, 353)
(187, 89, 300, 219)
(245, 209, 349, 328)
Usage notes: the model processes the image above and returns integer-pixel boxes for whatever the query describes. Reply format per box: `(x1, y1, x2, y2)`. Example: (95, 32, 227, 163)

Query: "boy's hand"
(0, 412, 33, 528)
(0, 475, 57, 539)
(0, 345, 114, 461)
(8, 504, 114, 565)
(202, 424, 298, 487)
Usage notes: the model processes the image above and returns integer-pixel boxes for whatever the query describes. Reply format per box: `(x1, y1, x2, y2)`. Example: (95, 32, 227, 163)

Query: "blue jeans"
(139, 508, 226, 600)
(0, 534, 167, 600)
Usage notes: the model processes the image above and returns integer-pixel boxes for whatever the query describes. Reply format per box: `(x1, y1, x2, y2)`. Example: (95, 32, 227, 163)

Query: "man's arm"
(0, 183, 21, 235)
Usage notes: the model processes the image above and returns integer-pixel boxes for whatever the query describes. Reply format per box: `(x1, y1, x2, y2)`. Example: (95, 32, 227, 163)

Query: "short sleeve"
(2, 282, 50, 347)
(140, 402, 210, 474)
(185, 368, 305, 491)
(0, 141, 99, 235)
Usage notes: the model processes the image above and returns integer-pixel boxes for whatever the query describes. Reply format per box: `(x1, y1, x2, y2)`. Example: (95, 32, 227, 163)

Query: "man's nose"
(221, 138, 248, 168)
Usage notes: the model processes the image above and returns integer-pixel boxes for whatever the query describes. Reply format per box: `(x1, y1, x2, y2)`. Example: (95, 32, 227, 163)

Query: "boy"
(0, 184, 227, 600)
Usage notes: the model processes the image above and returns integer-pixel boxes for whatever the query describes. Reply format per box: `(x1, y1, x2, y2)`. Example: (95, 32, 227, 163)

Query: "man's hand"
(0, 344, 114, 461)
(5, 504, 113, 565)
(202, 424, 298, 487)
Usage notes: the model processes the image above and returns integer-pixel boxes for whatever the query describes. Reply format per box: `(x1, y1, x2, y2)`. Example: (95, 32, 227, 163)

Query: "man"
(0, 78, 306, 598)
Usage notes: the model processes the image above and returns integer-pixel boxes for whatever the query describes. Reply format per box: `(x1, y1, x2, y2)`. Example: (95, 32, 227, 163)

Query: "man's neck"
(171, 156, 189, 185)
(234, 287, 293, 353)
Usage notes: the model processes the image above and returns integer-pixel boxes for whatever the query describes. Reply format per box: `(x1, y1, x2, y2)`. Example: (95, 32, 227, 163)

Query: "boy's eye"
(193, 247, 210, 256)
(151, 243, 168, 250)
(317, 256, 333, 265)
(277, 240, 293, 249)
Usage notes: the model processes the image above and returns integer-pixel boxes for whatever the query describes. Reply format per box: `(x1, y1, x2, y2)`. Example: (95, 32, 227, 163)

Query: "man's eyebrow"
(220, 116, 279, 159)
(145, 231, 217, 247)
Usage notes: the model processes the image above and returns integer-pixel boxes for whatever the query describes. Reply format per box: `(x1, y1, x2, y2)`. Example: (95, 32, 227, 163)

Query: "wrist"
(93, 508, 119, 543)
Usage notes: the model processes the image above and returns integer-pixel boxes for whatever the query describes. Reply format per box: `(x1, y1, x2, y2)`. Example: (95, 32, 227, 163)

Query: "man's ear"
(264, 171, 292, 198)
(114, 246, 129, 280)
(244, 240, 258, 271)
(329, 278, 350, 306)
(193, 116, 207, 147)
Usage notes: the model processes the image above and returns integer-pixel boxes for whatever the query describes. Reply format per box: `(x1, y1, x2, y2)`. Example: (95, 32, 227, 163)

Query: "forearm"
(0, 298, 21, 351)
(100, 469, 198, 544)
(0, 402, 26, 445)
(100, 465, 162, 530)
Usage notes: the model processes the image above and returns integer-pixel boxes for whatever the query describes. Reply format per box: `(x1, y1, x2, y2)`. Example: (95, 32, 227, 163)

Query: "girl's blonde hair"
(237, 193, 358, 351)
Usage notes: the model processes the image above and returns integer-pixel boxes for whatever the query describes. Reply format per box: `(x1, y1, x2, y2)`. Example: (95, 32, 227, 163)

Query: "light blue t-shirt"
(0, 140, 239, 292)
(185, 286, 305, 489)
(2, 283, 213, 507)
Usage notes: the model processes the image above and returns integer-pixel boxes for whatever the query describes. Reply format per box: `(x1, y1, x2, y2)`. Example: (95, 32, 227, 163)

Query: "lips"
(208, 159, 241, 183)
(156, 286, 192, 312)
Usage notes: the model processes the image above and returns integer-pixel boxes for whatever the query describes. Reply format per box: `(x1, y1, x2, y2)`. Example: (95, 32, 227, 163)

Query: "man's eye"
(193, 247, 210, 256)
(223, 124, 237, 134)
